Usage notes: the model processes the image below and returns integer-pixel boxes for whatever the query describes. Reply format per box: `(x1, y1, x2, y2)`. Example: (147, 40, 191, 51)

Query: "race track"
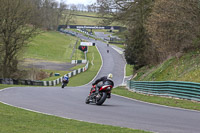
(0, 34, 200, 133)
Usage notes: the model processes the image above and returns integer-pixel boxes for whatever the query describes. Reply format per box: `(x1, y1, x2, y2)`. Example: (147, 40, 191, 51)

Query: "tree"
(90, 3, 98, 12)
(87, 5, 92, 12)
(77, 4, 86, 11)
(70, 4, 77, 11)
(105, 0, 154, 67)
(146, 0, 200, 62)
(63, 10, 76, 25)
(97, 0, 112, 14)
(0, 0, 40, 78)
(41, 0, 59, 30)
(38, 0, 70, 30)
(56, 1, 68, 27)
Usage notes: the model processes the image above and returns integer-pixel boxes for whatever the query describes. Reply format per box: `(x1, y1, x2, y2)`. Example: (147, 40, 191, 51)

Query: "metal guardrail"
(127, 80, 200, 102)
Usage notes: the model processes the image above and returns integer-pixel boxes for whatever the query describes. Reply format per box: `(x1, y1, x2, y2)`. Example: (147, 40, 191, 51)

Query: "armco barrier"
(127, 80, 200, 102)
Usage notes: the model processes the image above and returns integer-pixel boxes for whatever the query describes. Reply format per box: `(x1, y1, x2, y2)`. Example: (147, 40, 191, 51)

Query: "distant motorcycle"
(61, 76, 69, 88)
(85, 80, 113, 105)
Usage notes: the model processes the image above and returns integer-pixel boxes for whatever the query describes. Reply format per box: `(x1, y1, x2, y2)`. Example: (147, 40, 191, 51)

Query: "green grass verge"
(112, 86, 200, 111)
(110, 43, 125, 49)
(126, 64, 133, 76)
(0, 102, 151, 133)
(0, 84, 15, 90)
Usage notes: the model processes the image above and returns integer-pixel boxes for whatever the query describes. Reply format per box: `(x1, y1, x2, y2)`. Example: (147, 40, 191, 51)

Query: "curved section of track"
(0, 35, 200, 133)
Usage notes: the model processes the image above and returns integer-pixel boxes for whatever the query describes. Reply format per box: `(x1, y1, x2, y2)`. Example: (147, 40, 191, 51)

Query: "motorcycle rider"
(62, 75, 69, 88)
(91, 73, 114, 98)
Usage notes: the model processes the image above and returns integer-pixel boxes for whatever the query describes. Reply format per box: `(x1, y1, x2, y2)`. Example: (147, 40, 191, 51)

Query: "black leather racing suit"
(92, 76, 114, 95)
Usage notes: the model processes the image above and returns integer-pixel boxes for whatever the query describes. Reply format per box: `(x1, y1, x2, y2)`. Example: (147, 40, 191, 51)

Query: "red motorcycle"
(85, 80, 114, 105)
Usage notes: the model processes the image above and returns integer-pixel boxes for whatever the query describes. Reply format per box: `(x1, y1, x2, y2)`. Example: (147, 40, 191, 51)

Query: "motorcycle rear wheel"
(96, 92, 107, 105)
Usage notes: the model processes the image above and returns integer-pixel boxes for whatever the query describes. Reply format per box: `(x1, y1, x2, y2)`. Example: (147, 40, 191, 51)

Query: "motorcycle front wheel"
(96, 92, 107, 105)
(85, 96, 90, 104)
(61, 83, 65, 88)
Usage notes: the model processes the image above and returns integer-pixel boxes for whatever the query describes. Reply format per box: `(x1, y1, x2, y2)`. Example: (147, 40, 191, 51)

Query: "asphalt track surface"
(0, 34, 200, 133)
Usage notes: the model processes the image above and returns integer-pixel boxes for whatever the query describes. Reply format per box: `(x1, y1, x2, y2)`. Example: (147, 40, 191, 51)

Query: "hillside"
(24, 31, 84, 62)
(133, 51, 200, 83)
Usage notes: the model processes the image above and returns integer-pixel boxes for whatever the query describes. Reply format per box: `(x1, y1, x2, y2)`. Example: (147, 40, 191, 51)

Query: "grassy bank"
(134, 51, 200, 82)
(24, 31, 84, 62)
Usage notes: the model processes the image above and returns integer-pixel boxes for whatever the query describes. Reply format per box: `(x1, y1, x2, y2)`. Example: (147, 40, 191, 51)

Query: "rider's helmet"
(107, 73, 113, 79)
(63, 75, 69, 80)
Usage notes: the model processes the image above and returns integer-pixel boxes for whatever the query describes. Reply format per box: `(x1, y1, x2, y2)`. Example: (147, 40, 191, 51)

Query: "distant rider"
(62, 75, 69, 85)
